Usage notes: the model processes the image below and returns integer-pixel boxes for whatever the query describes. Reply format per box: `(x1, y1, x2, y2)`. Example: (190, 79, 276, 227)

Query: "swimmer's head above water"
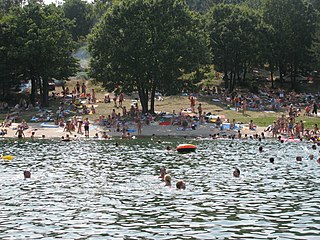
(233, 168, 240, 178)
(164, 174, 171, 186)
(24, 170, 31, 179)
(176, 180, 186, 190)
(159, 167, 166, 180)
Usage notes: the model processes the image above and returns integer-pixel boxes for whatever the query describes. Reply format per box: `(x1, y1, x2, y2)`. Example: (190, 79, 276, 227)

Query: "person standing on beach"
(118, 93, 124, 108)
(136, 117, 142, 135)
(242, 98, 247, 115)
(15, 127, 25, 138)
(76, 81, 80, 95)
(84, 118, 90, 137)
(312, 101, 318, 116)
(197, 103, 202, 118)
(77, 118, 83, 134)
(81, 83, 86, 95)
(189, 96, 195, 112)
(92, 89, 96, 103)
(113, 95, 117, 107)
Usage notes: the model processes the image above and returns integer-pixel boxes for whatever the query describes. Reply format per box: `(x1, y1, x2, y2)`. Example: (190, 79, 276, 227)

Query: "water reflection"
(0, 138, 319, 239)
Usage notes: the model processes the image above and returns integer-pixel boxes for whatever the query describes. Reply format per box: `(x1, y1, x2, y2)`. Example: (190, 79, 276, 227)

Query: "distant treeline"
(0, 0, 320, 113)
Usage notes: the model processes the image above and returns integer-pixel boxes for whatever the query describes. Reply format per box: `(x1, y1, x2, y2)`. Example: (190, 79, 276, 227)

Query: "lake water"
(0, 138, 319, 239)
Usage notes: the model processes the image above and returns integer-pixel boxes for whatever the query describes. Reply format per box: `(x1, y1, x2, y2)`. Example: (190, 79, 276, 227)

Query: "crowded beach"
(0, 82, 319, 143)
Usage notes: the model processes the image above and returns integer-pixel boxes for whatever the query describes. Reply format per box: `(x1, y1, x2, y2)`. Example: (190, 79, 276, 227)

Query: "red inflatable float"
(176, 144, 197, 153)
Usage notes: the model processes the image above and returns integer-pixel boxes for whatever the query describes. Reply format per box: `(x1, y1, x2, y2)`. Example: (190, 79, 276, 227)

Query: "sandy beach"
(1, 121, 268, 140)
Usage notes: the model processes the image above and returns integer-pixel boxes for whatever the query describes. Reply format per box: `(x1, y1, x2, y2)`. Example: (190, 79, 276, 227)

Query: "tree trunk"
(223, 71, 229, 90)
(243, 66, 247, 82)
(30, 75, 36, 105)
(138, 88, 148, 114)
(41, 78, 49, 107)
(270, 71, 274, 89)
(279, 64, 284, 88)
(291, 64, 297, 90)
(150, 86, 155, 114)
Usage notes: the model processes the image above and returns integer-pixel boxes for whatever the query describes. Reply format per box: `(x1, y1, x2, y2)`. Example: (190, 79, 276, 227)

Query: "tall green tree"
(89, 0, 209, 113)
(205, 4, 263, 91)
(2, 2, 78, 106)
(309, 0, 320, 12)
(63, 0, 94, 41)
(262, 0, 317, 89)
(0, 0, 22, 16)
(0, 12, 20, 99)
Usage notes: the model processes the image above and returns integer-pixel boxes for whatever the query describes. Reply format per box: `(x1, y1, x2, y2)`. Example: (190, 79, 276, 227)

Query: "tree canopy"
(63, 0, 94, 41)
(0, 1, 78, 105)
(262, 0, 317, 89)
(89, 0, 209, 113)
(2, 0, 320, 106)
(205, 3, 264, 91)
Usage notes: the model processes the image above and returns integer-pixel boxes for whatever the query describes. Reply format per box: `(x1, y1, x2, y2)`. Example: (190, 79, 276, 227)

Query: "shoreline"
(1, 122, 272, 140)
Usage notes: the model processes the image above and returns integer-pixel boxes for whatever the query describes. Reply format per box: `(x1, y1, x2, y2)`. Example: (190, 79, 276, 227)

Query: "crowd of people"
(0, 81, 319, 144)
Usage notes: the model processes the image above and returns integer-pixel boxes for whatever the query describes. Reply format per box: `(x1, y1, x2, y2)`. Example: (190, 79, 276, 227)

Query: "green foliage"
(262, 0, 317, 89)
(0, 2, 78, 105)
(311, 26, 320, 69)
(205, 3, 263, 90)
(89, 0, 210, 113)
(63, 0, 94, 41)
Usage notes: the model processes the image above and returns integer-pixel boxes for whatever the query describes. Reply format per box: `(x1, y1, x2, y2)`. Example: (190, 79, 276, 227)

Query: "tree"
(89, 0, 209, 113)
(3, 2, 78, 106)
(309, 0, 320, 12)
(0, 0, 22, 16)
(205, 4, 263, 91)
(0, 12, 20, 99)
(63, 0, 94, 41)
(262, 0, 317, 89)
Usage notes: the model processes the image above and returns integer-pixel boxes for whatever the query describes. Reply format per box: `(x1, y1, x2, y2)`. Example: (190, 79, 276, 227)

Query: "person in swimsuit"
(84, 118, 90, 137)
(15, 127, 25, 138)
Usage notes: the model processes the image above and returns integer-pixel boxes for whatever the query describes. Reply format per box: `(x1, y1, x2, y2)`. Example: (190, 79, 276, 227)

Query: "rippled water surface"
(1, 138, 320, 239)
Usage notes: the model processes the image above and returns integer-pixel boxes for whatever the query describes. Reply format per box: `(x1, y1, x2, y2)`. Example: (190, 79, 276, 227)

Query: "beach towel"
(176, 127, 193, 131)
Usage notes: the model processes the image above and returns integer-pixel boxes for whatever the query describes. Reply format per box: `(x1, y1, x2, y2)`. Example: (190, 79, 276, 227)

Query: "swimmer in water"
(24, 170, 31, 179)
(259, 146, 263, 152)
(166, 146, 172, 151)
(233, 167, 240, 177)
(164, 174, 171, 186)
(296, 156, 302, 161)
(269, 157, 275, 163)
(309, 154, 314, 160)
(317, 157, 320, 164)
(176, 180, 186, 190)
(159, 167, 166, 180)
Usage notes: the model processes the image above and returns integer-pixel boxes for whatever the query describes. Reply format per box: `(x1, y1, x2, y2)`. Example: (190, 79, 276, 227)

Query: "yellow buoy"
(2, 155, 14, 160)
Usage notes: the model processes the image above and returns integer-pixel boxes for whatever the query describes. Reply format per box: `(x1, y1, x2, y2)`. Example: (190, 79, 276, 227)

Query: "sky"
(43, 0, 93, 5)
